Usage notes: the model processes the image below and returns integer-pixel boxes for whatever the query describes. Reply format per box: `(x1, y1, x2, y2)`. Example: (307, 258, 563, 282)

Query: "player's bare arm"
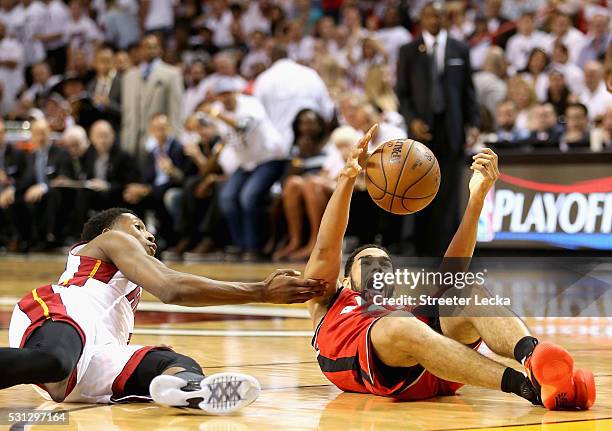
(81, 219, 326, 306)
(304, 124, 378, 326)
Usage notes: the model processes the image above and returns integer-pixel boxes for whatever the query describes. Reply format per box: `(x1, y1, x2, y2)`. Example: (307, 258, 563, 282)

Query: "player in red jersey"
(305, 124, 595, 410)
(1, 208, 326, 414)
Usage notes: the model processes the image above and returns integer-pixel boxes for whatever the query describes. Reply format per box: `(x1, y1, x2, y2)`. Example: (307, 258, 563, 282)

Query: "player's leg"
(273, 175, 305, 261)
(370, 315, 540, 404)
(0, 320, 82, 401)
(437, 285, 595, 410)
(126, 350, 260, 414)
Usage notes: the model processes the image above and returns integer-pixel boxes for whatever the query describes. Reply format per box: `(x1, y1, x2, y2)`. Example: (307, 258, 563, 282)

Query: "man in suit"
(0, 119, 27, 251)
(13, 118, 75, 250)
(121, 34, 183, 163)
(396, 1, 480, 256)
(123, 114, 187, 250)
(87, 46, 122, 132)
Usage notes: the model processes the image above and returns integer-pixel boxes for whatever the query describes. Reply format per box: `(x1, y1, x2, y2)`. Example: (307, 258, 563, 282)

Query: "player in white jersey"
(1, 208, 326, 414)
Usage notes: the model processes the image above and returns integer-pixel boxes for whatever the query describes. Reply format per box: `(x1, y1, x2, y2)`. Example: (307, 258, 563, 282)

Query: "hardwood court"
(0, 256, 611, 431)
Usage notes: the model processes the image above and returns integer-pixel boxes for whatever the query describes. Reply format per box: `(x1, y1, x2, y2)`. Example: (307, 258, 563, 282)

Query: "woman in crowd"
(520, 48, 550, 102)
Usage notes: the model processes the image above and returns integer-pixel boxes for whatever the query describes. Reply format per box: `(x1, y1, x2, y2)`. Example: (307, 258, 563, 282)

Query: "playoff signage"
(475, 164, 612, 250)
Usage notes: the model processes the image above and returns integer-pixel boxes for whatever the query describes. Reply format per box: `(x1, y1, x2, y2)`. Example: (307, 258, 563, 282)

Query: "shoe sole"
(573, 368, 596, 410)
(150, 372, 261, 415)
(530, 342, 575, 410)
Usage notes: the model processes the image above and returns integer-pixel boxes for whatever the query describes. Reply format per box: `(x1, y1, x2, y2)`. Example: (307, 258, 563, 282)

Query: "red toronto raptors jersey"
(54, 242, 142, 344)
(312, 288, 392, 393)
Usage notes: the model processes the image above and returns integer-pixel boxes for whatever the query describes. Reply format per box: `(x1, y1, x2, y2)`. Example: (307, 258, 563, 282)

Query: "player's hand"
(262, 269, 327, 304)
(410, 119, 432, 142)
(24, 183, 47, 203)
(341, 123, 378, 178)
(469, 148, 499, 200)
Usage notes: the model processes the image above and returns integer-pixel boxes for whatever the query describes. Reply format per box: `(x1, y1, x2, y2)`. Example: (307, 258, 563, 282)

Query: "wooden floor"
(0, 256, 611, 431)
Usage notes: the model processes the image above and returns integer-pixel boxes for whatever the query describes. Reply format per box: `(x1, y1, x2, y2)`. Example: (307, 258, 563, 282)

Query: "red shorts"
(314, 288, 481, 401)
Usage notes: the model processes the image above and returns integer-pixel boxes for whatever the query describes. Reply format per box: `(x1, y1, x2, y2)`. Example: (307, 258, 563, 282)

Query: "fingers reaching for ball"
(470, 148, 499, 180)
(341, 123, 379, 179)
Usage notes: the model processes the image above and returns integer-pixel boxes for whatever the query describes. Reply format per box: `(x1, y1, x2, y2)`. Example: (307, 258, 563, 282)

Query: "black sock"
(514, 336, 538, 364)
(501, 367, 541, 405)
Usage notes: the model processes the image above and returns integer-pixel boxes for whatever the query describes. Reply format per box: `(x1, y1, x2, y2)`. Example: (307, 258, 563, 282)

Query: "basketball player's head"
(81, 208, 157, 256)
(343, 244, 395, 301)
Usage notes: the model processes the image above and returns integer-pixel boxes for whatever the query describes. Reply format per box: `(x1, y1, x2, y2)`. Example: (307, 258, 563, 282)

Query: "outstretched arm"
(91, 231, 326, 306)
(304, 124, 378, 326)
(444, 148, 499, 259)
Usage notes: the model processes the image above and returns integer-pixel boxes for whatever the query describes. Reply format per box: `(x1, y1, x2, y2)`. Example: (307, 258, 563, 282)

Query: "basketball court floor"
(0, 256, 611, 431)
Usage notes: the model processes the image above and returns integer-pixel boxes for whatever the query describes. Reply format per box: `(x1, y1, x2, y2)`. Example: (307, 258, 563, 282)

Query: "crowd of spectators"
(0, 0, 610, 259)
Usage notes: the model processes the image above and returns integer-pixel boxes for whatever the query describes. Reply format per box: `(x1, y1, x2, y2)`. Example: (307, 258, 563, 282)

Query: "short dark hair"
(566, 102, 588, 117)
(344, 244, 391, 277)
(81, 208, 137, 241)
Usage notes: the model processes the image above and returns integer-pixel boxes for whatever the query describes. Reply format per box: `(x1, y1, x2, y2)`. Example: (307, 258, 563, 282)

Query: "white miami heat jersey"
(55, 243, 142, 345)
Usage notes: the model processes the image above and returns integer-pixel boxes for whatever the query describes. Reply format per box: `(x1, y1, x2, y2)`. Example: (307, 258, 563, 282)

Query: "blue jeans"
(219, 160, 286, 251)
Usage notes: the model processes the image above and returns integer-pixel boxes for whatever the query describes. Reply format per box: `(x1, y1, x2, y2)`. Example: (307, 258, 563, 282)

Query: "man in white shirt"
(505, 12, 553, 73)
(577, 7, 611, 67)
(0, 0, 24, 38)
(375, 5, 412, 81)
(550, 12, 586, 65)
(550, 41, 585, 95)
(142, 0, 176, 35)
(0, 21, 25, 115)
(254, 46, 335, 150)
(40, 0, 70, 74)
(580, 61, 612, 121)
(21, 0, 46, 71)
(205, 78, 286, 260)
(65, 0, 103, 64)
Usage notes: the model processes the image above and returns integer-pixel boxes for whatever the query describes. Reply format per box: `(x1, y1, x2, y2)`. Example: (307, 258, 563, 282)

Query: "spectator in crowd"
(65, 0, 103, 65)
(19, 62, 61, 113)
(396, 1, 479, 256)
(0, 0, 24, 38)
(114, 50, 132, 74)
(591, 104, 612, 151)
(493, 100, 529, 146)
(577, 7, 610, 67)
(72, 119, 137, 234)
(374, 4, 412, 82)
(525, 103, 563, 149)
(550, 12, 586, 64)
(546, 68, 572, 118)
(60, 124, 90, 181)
(483, 0, 513, 48)
(200, 53, 247, 104)
(0, 21, 24, 116)
(21, 0, 47, 83)
(121, 34, 183, 161)
(14, 118, 74, 250)
(474, 46, 507, 121)
(100, 0, 141, 50)
(364, 64, 399, 115)
(520, 48, 550, 102)
(123, 113, 186, 250)
(580, 60, 612, 121)
(171, 113, 227, 258)
(507, 75, 537, 132)
(209, 78, 286, 261)
(560, 103, 590, 151)
(0, 118, 27, 251)
(40, 0, 70, 75)
(240, 30, 270, 80)
(254, 45, 334, 151)
(505, 12, 553, 74)
(273, 109, 329, 262)
(87, 46, 122, 132)
(347, 36, 388, 90)
(183, 61, 208, 121)
(285, 19, 315, 64)
(550, 41, 585, 95)
(141, 0, 176, 37)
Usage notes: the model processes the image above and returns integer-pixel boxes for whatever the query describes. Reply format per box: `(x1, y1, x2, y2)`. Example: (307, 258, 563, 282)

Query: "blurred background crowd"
(0, 0, 610, 260)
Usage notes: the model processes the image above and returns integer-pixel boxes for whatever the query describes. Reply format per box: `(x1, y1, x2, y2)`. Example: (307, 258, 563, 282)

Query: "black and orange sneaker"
(524, 341, 595, 410)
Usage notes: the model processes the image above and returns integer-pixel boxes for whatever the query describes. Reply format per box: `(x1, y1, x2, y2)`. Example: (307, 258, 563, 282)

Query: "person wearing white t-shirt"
(204, 1, 233, 49)
(550, 41, 585, 95)
(254, 47, 335, 150)
(375, 5, 412, 81)
(580, 61, 612, 121)
(550, 13, 586, 65)
(0, 22, 24, 115)
(0, 0, 24, 39)
(142, 0, 176, 35)
(65, 0, 103, 64)
(206, 78, 287, 259)
(505, 12, 553, 74)
(40, 0, 70, 74)
(21, 0, 46, 70)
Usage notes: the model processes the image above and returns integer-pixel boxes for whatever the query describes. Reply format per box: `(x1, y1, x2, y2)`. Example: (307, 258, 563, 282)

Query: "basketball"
(365, 139, 440, 215)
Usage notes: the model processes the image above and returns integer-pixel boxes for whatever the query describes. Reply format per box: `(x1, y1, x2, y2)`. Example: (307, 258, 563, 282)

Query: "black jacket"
(81, 144, 139, 194)
(396, 35, 480, 155)
(86, 74, 122, 130)
(18, 145, 74, 195)
(0, 144, 27, 187)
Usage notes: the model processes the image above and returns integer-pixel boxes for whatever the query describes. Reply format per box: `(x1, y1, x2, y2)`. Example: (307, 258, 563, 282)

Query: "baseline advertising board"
(470, 161, 612, 250)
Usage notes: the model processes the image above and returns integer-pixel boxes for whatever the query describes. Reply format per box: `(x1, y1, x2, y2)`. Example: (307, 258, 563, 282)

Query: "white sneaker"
(149, 372, 261, 415)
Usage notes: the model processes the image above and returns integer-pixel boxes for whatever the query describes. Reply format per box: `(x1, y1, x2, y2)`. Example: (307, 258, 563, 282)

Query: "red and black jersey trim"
(317, 354, 374, 386)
